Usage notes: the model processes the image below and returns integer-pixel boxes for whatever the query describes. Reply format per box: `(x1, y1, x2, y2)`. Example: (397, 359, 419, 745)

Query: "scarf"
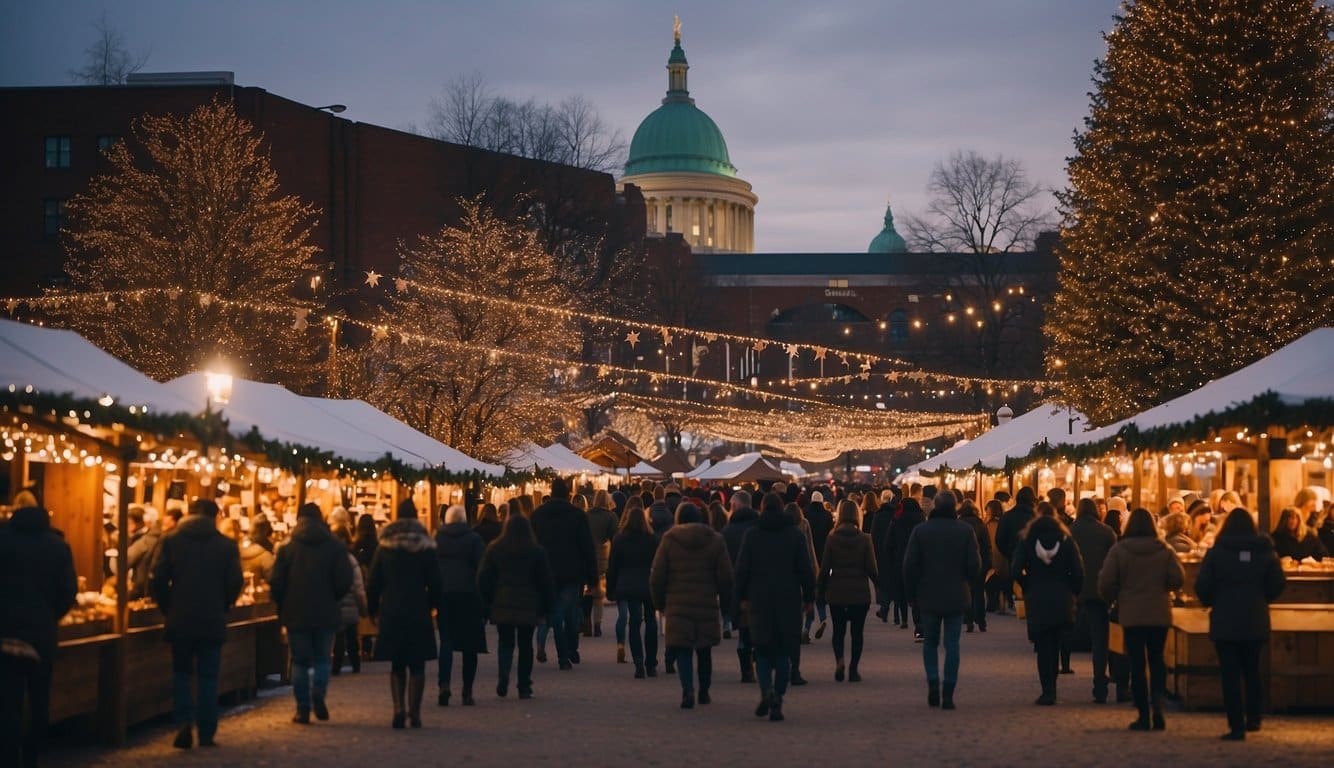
(1035, 538, 1060, 565)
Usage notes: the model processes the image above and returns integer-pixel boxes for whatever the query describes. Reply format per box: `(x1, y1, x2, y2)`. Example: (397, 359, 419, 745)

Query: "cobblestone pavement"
(46, 610, 1332, 767)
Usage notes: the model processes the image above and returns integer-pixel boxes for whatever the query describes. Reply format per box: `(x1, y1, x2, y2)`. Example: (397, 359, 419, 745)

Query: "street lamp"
(205, 370, 233, 408)
(313, 104, 347, 113)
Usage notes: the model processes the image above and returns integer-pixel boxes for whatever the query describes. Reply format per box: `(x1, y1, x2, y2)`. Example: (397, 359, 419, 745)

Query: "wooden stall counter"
(1179, 558, 1334, 604)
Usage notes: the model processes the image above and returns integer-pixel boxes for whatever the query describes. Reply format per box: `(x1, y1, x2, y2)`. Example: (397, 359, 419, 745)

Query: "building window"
(890, 309, 909, 344)
(827, 279, 849, 289)
(44, 136, 71, 168)
(97, 135, 120, 152)
(665, 204, 673, 233)
(43, 199, 67, 237)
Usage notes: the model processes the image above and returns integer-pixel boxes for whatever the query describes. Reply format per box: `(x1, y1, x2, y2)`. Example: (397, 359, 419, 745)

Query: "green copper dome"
(624, 34, 737, 178)
(868, 202, 907, 253)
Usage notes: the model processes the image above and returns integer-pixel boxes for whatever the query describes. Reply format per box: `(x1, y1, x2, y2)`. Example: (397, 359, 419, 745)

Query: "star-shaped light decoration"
(4, 299, 18, 314)
(166, 288, 181, 301)
(858, 372, 871, 381)
(394, 278, 409, 293)
(292, 309, 310, 332)
(660, 328, 673, 346)
(106, 300, 116, 312)
(703, 333, 718, 343)
(860, 359, 873, 372)
(625, 331, 640, 348)
(813, 347, 827, 361)
(785, 343, 799, 359)
(372, 325, 389, 341)
(199, 293, 213, 308)
(364, 270, 382, 287)
(752, 340, 768, 353)
(839, 354, 850, 368)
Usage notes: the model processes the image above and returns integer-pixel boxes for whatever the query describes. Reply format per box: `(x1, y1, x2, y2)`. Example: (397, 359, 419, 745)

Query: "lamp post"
(313, 104, 347, 113)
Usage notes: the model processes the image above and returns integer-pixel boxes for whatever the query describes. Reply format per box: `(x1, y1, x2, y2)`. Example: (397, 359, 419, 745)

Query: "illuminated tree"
(354, 198, 583, 461)
(1047, 0, 1334, 424)
(60, 100, 323, 384)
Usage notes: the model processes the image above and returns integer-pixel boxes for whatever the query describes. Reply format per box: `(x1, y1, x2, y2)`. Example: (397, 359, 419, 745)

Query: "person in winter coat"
(903, 493, 981, 709)
(984, 499, 1010, 614)
(1011, 506, 1084, 707)
(819, 500, 878, 683)
(887, 497, 926, 638)
(1098, 508, 1184, 731)
(1161, 513, 1196, 554)
(270, 503, 354, 724)
(329, 524, 366, 676)
(353, 513, 379, 569)
(478, 513, 555, 700)
(531, 477, 597, 670)
(648, 486, 675, 537)
(586, 490, 619, 639)
(435, 504, 487, 707)
(1195, 508, 1286, 740)
(734, 493, 814, 722)
(367, 499, 442, 729)
(784, 502, 819, 685)
(803, 494, 834, 640)
(472, 503, 503, 547)
(722, 490, 761, 682)
(1069, 497, 1119, 703)
(0, 492, 77, 768)
(957, 499, 993, 633)
(869, 490, 898, 622)
(650, 501, 734, 710)
(996, 486, 1038, 580)
(606, 497, 660, 678)
(126, 505, 162, 598)
(150, 499, 244, 749)
(239, 516, 276, 583)
(1272, 506, 1328, 561)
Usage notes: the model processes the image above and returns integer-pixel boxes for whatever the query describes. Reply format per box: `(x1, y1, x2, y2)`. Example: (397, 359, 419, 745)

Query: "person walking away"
(1011, 506, 1083, 706)
(903, 493, 981, 709)
(149, 499, 243, 749)
(1098, 508, 1183, 731)
(958, 499, 992, 633)
(0, 491, 77, 767)
(996, 487, 1039, 614)
(983, 499, 1009, 614)
(531, 477, 597, 670)
(803, 493, 834, 640)
(870, 490, 897, 622)
(734, 493, 814, 722)
(330, 524, 366, 675)
(606, 496, 660, 678)
(269, 502, 354, 724)
(819, 500, 878, 682)
(887, 497, 927, 639)
(1194, 508, 1286, 740)
(1069, 497, 1118, 702)
(722, 490, 761, 682)
(587, 490, 619, 643)
(650, 501, 733, 709)
(783, 502, 819, 685)
(435, 504, 487, 707)
(473, 503, 503, 546)
(478, 513, 555, 699)
(367, 500, 443, 729)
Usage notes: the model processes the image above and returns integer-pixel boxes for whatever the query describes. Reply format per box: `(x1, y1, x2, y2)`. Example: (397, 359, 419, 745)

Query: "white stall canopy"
(917, 403, 1095, 473)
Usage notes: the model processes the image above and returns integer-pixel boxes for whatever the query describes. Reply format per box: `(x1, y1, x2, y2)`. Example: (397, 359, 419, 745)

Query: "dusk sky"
(3, 1, 1120, 252)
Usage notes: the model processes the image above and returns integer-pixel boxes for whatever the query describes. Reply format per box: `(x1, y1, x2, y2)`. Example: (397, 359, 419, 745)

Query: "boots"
(390, 671, 407, 729)
(737, 648, 755, 683)
(768, 694, 784, 721)
(942, 683, 956, 710)
(681, 689, 695, 709)
(755, 691, 771, 717)
(1151, 694, 1166, 730)
(617, 644, 627, 664)
(407, 674, 425, 728)
(461, 685, 475, 706)
(928, 680, 940, 707)
(835, 661, 845, 682)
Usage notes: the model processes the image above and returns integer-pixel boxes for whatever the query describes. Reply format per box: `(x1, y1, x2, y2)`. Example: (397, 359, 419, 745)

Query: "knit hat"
(811, 491, 824, 503)
(1106, 496, 1127, 513)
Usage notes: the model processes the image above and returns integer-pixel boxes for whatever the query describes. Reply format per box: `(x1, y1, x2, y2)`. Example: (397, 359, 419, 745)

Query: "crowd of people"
(1, 474, 1325, 763)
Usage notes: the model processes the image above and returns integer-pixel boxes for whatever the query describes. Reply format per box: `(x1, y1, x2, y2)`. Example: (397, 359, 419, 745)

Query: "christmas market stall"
(691, 452, 787, 484)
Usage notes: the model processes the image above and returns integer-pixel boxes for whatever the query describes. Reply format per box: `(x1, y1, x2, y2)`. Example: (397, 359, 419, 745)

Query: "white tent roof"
(917, 403, 1096, 473)
(298, 397, 503, 476)
(542, 443, 607, 475)
(502, 442, 603, 475)
(0, 319, 200, 414)
(779, 461, 809, 478)
(692, 452, 785, 482)
(628, 460, 666, 477)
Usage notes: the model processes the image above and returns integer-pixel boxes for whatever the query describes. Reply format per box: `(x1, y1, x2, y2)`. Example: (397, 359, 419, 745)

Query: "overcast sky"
(2, 1, 1119, 252)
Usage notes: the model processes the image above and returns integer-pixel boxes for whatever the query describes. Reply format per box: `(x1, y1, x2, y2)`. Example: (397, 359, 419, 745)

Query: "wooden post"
(428, 478, 438, 530)
(295, 468, 307, 509)
(1156, 453, 1168, 512)
(1132, 451, 1144, 510)
(1257, 433, 1271, 533)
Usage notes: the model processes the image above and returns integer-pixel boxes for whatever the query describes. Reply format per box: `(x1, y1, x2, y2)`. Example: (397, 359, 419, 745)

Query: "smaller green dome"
(869, 202, 907, 253)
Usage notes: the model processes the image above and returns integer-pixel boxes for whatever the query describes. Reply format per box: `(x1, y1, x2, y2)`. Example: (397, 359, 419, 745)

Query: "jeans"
(496, 624, 535, 692)
(0, 654, 53, 768)
(830, 603, 869, 669)
(1034, 625, 1063, 697)
(625, 598, 658, 668)
(615, 600, 628, 645)
(1079, 600, 1111, 695)
(921, 611, 963, 685)
(969, 579, 987, 629)
(288, 629, 335, 713)
(754, 646, 790, 698)
(1123, 625, 1168, 716)
(171, 638, 222, 741)
(331, 624, 360, 673)
(671, 646, 712, 694)
(536, 583, 582, 662)
(1216, 640, 1264, 732)
(437, 616, 477, 691)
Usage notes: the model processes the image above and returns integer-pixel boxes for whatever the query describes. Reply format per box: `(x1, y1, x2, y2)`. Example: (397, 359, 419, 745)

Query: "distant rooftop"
(701, 250, 1058, 276)
(125, 71, 235, 86)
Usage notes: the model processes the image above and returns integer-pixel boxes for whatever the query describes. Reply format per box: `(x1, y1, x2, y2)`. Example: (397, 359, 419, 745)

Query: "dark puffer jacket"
(1011, 516, 1084, 642)
(884, 499, 925, 602)
(1098, 535, 1184, 628)
(722, 506, 759, 567)
(959, 506, 993, 579)
(0, 506, 77, 660)
(478, 539, 556, 627)
(650, 523, 733, 648)
(805, 502, 834, 567)
(995, 501, 1036, 566)
(1070, 514, 1117, 603)
(1194, 533, 1285, 644)
(732, 507, 814, 655)
(150, 514, 244, 644)
(819, 525, 878, 606)
(531, 495, 597, 589)
(435, 522, 485, 594)
(270, 517, 354, 632)
(903, 509, 981, 615)
(606, 529, 658, 602)
(367, 519, 442, 663)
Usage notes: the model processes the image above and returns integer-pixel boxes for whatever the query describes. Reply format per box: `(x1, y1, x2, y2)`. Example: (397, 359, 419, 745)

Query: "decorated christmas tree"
(1047, 0, 1334, 424)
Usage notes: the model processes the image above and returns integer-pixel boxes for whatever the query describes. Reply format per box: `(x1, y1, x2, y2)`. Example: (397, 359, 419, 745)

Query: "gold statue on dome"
(674, 15, 681, 43)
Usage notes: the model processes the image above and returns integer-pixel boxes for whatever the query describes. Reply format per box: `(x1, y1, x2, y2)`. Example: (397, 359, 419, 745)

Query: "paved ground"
(46, 610, 1333, 767)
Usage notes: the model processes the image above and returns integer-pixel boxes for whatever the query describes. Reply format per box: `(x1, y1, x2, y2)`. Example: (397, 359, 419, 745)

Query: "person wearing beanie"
(903, 492, 981, 710)
(367, 498, 442, 729)
(150, 499, 244, 749)
(531, 477, 597, 670)
(434, 505, 487, 707)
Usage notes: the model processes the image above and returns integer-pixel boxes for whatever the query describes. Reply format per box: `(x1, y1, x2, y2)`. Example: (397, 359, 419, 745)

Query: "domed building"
(621, 21, 757, 253)
(868, 200, 907, 254)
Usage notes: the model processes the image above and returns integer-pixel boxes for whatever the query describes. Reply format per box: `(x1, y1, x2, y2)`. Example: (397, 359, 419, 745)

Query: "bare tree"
(70, 14, 149, 85)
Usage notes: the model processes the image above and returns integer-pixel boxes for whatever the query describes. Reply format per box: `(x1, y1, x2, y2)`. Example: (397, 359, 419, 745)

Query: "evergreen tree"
(1047, 0, 1334, 424)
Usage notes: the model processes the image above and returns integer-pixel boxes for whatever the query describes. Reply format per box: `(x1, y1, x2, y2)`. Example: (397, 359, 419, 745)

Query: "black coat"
(367, 519, 442, 663)
(1011, 516, 1084, 641)
(649, 501, 675, 537)
(1272, 529, 1328, 561)
(531, 495, 597, 588)
(721, 506, 759, 566)
(903, 510, 981, 615)
(1195, 534, 1286, 644)
(270, 517, 354, 632)
(1317, 519, 1334, 558)
(732, 507, 814, 655)
(995, 502, 1035, 566)
(0, 506, 77, 660)
(959, 509, 993, 577)
(472, 517, 502, 547)
(150, 514, 244, 644)
(478, 540, 556, 627)
(435, 522, 487, 653)
(885, 500, 925, 602)
(1069, 515, 1117, 603)
(804, 502, 834, 566)
(606, 529, 658, 602)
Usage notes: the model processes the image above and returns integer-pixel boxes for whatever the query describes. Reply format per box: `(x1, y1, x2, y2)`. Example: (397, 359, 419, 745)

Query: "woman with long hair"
(1011, 505, 1083, 706)
(819, 500, 878, 682)
(1272, 505, 1328, 561)
(477, 513, 555, 700)
(1099, 508, 1184, 731)
(585, 490, 619, 641)
(606, 496, 659, 678)
(473, 503, 502, 546)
